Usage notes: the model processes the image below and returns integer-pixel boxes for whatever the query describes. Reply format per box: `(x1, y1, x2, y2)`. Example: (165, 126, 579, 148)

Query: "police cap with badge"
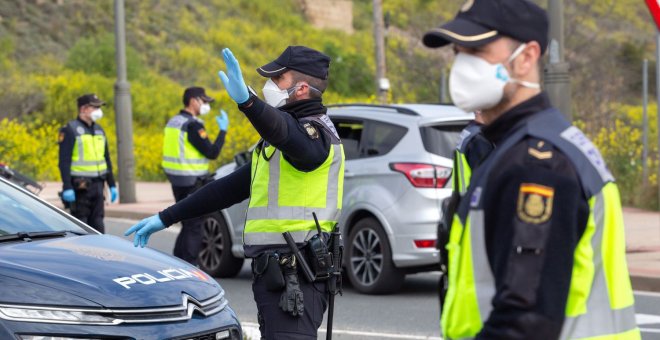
(77, 94, 106, 109)
(257, 45, 331, 80)
(422, 0, 549, 54)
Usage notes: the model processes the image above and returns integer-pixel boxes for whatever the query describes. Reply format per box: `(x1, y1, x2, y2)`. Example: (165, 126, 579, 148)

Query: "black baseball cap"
(423, 0, 549, 54)
(77, 94, 105, 108)
(183, 86, 215, 105)
(257, 46, 331, 80)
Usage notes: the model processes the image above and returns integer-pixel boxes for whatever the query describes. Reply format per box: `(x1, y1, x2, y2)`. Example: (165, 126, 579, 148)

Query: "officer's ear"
(293, 82, 310, 99)
(512, 41, 541, 81)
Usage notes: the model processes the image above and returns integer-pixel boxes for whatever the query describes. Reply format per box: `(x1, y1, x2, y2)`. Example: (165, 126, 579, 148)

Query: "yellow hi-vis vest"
(243, 115, 345, 250)
(453, 124, 482, 195)
(162, 114, 209, 177)
(441, 109, 639, 339)
(68, 120, 108, 177)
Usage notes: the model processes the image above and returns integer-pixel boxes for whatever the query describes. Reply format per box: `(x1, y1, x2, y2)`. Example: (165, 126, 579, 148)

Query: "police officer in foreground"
(423, 0, 640, 338)
(162, 86, 229, 265)
(126, 46, 344, 339)
(58, 94, 117, 233)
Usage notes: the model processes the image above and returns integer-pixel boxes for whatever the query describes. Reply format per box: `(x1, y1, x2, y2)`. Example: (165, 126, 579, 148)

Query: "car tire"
(198, 213, 244, 278)
(346, 217, 405, 294)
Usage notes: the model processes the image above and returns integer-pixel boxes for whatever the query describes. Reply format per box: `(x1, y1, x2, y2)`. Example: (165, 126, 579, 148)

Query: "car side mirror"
(234, 151, 251, 167)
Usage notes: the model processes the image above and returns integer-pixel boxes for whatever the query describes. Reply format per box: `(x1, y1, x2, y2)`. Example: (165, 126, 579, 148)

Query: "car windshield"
(0, 180, 88, 236)
(420, 124, 466, 158)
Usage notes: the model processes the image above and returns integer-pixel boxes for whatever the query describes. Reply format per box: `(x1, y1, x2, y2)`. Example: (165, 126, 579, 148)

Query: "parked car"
(198, 104, 472, 294)
(0, 176, 242, 340)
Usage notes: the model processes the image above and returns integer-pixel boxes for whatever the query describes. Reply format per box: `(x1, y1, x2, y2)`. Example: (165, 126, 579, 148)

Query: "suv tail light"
(390, 163, 452, 188)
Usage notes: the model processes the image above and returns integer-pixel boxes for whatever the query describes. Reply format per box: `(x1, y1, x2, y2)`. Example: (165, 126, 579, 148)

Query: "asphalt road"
(108, 218, 660, 340)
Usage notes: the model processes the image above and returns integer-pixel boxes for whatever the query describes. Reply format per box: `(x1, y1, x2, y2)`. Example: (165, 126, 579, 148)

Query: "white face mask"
(449, 43, 540, 113)
(199, 102, 211, 115)
(90, 108, 103, 122)
(262, 79, 297, 108)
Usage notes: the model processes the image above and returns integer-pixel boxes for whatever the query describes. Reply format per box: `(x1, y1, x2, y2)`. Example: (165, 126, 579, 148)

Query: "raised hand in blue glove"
(124, 214, 165, 248)
(62, 189, 75, 202)
(110, 186, 118, 203)
(215, 110, 229, 131)
(218, 48, 249, 104)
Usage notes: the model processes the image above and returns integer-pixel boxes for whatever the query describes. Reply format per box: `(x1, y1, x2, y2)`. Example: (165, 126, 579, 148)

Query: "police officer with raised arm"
(126, 46, 344, 340)
(162, 86, 229, 265)
(58, 94, 117, 233)
(423, 0, 639, 338)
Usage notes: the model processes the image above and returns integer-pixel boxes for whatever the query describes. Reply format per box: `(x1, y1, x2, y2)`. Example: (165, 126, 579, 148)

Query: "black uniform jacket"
(58, 117, 116, 191)
(475, 93, 590, 339)
(178, 110, 227, 160)
(159, 97, 333, 231)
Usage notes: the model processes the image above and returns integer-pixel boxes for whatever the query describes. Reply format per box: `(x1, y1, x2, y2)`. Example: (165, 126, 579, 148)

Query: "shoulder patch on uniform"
(198, 128, 208, 139)
(517, 183, 554, 224)
(58, 132, 65, 143)
(303, 122, 319, 139)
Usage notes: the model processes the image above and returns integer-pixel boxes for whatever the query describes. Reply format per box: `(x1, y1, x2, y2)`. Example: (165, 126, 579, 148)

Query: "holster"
(72, 177, 91, 191)
(252, 252, 285, 292)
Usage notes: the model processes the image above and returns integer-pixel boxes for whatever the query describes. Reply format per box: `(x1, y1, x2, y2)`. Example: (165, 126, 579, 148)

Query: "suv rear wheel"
(346, 217, 405, 294)
(198, 213, 244, 277)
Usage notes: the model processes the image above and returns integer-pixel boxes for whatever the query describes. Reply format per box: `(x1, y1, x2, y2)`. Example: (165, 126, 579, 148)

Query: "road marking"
(641, 328, 660, 333)
(241, 322, 442, 340)
(638, 313, 660, 325)
(635, 290, 660, 298)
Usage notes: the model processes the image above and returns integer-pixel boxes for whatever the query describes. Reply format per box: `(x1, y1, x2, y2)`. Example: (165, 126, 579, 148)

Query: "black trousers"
(71, 179, 105, 233)
(171, 185, 205, 265)
(252, 272, 328, 340)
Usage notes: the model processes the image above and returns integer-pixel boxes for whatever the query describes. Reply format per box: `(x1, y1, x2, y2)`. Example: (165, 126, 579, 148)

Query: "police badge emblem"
(303, 123, 319, 139)
(517, 183, 554, 224)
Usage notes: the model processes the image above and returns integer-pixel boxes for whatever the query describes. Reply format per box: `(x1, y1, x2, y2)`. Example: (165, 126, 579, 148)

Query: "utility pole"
(114, 0, 136, 203)
(440, 69, 448, 103)
(373, 0, 389, 104)
(643, 59, 649, 186)
(544, 0, 572, 120)
(656, 32, 660, 210)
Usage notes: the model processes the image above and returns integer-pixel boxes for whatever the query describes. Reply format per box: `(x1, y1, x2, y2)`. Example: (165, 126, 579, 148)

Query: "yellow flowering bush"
(0, 118, 61, 181)
(577, 103, 659, 210)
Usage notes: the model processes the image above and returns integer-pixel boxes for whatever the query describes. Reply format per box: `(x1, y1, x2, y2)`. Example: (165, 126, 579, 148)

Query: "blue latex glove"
(216, 110, 229, 131)
(218, 48, 249, 104)
(124, 214, 165, 248)
(62, 189, 76, 202)
(110, 186, 118, 203)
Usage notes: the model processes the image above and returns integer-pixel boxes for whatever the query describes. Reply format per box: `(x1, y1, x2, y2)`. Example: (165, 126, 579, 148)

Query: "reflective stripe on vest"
(441, 109, 639, 340)
(162, 114, 209, 176)
(243, 142, 345, 246)
(452, 124, 481, 195)
(453, 150, 472, 195)
(69, 121, 108, 177)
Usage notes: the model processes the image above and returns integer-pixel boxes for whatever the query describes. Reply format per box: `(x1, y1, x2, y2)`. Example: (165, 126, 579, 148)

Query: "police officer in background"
(423, 0, 639, 338)
(162, 86, 229, 265)
(58, 94, 117, 233)
(127, 46, 344, 339)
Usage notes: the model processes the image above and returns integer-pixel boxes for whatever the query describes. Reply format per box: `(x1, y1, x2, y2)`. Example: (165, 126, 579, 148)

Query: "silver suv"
(198, 104, 472, 294)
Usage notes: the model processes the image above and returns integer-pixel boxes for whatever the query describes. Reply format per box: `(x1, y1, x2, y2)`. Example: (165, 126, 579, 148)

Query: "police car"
(0, 176, 241, 340)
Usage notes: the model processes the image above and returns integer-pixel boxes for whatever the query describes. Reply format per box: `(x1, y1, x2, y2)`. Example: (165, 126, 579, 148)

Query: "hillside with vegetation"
(0, 0, 658, 209)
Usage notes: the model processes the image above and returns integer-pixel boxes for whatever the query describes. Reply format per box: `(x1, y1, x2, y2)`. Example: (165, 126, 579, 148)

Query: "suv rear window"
(420, 124, 466, 158)
(363, 121, 407, 157)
